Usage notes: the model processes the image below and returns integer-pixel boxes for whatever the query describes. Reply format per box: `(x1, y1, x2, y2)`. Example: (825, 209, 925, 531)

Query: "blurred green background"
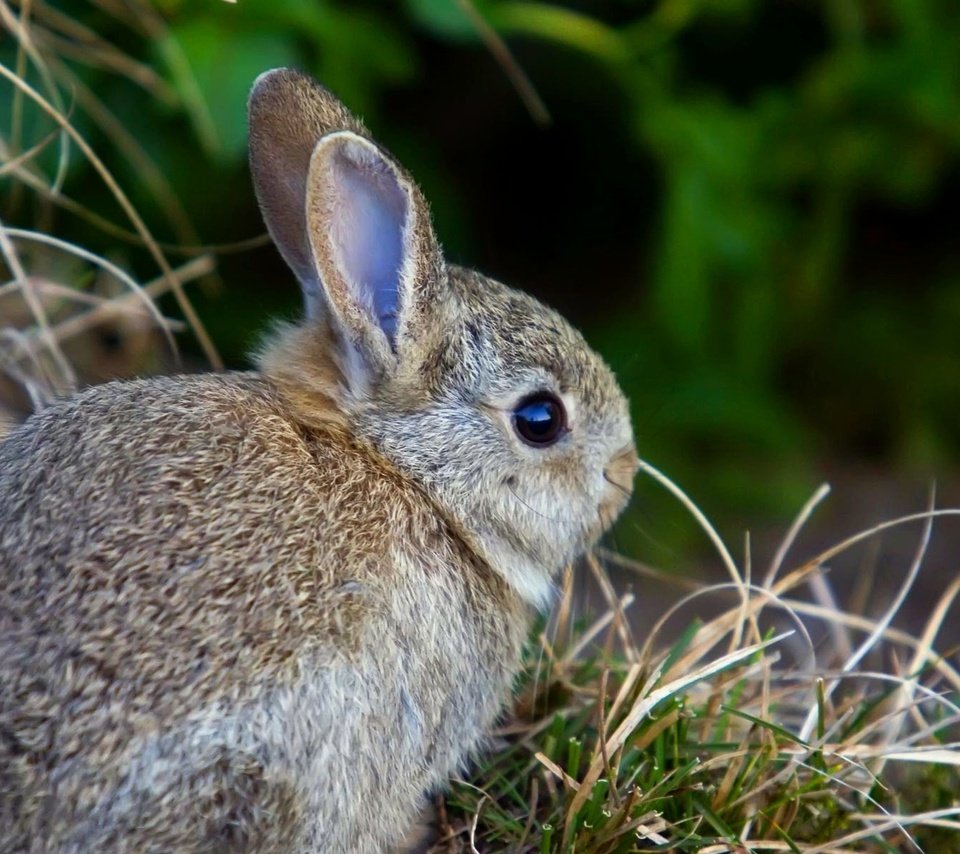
(3, 0, 960, 568)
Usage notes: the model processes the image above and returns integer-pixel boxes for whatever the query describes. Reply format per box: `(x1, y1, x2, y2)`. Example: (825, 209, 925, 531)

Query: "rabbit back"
(0, 374, 528, 850)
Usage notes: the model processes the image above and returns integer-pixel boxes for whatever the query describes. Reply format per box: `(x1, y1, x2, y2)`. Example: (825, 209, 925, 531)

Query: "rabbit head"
(249, 69, 637, 608)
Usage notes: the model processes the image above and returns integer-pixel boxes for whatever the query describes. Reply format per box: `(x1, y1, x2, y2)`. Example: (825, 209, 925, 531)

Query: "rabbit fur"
(0, 68, 637, 852)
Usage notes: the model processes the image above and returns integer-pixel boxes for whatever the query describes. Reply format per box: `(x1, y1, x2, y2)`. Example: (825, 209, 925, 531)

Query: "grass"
(430, 472, 960, 852)
(3, 5, 959, 852)
(0, 0, 221, 424)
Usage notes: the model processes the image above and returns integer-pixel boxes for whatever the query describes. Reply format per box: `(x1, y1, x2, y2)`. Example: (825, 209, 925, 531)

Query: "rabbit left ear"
(305, 131, 445, 380)
(248, 68, 370, 318)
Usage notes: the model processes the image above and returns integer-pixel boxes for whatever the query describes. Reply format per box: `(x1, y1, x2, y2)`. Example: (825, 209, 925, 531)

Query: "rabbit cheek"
(589, 492, 628, 544)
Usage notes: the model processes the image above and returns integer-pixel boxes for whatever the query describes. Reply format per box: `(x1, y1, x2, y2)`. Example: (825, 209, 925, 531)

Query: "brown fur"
(0, 69, 636, 851)
(1, 373, 527, 850)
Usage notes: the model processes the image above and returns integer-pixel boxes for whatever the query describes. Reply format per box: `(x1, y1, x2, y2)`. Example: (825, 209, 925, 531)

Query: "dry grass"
(0, 0, 221, 430)
(430, 471, 960, 852)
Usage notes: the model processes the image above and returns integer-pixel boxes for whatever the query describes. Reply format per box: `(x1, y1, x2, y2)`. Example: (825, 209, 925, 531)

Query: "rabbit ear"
(305, 131, 445, 381)
(248, 68, 370, 317)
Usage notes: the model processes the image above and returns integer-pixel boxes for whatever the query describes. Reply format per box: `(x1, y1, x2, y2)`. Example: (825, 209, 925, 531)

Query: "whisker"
(507, 483, 578, 526)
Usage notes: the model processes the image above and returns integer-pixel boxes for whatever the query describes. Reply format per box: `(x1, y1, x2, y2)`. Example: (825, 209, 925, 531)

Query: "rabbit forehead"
(444, 267, 627, 424)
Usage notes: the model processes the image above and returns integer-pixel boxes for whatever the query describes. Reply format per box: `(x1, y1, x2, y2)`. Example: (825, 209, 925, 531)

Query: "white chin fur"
(491, 548, 557, 610)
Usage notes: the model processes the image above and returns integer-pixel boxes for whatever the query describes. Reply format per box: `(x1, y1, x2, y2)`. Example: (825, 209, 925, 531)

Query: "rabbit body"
(0, 372, 527, 851)
(0, 69, 636, 851)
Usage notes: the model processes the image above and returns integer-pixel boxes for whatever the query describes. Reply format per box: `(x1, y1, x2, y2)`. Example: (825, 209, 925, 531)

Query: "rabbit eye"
(512, 393, 567, 447)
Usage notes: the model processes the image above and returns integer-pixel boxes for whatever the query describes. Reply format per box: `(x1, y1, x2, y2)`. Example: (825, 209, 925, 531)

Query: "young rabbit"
(0, 68, 638, 852)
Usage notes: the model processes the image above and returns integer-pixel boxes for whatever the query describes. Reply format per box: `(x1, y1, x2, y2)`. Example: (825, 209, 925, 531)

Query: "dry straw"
(433, 466, 960, 852)
(0, 0, 227, 420)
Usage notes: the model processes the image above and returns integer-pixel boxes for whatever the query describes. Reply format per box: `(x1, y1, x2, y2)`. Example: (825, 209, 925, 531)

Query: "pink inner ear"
(328, 141, 407, 345)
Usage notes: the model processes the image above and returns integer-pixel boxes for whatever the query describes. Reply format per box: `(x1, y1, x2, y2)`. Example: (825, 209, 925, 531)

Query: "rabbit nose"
(603, 444, 639, 496)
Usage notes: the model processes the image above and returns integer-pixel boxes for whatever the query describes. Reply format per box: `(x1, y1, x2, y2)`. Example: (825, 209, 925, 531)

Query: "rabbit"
(0, 68, 638, 853)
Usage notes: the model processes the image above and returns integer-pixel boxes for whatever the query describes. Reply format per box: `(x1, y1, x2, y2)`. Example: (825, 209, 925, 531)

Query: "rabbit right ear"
(303, 131, 445, 384)
(248, 69, 369, 317)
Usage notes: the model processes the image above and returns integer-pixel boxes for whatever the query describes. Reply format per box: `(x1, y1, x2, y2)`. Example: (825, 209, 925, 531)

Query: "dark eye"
(512, 393, 567, 446)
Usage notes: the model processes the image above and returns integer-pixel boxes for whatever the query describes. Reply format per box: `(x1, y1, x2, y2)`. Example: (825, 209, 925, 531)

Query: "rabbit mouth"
(606, 444, 640, 493)
(587, 444, 639, 543)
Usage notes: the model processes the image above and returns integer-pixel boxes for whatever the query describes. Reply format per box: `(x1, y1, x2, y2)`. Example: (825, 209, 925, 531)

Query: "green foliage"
(158, 0, 417, 162)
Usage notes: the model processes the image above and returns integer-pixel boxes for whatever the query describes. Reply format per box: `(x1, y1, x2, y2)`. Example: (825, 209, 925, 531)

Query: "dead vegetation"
(432, 473, 960, 851)
(0, 0, 223, 433)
